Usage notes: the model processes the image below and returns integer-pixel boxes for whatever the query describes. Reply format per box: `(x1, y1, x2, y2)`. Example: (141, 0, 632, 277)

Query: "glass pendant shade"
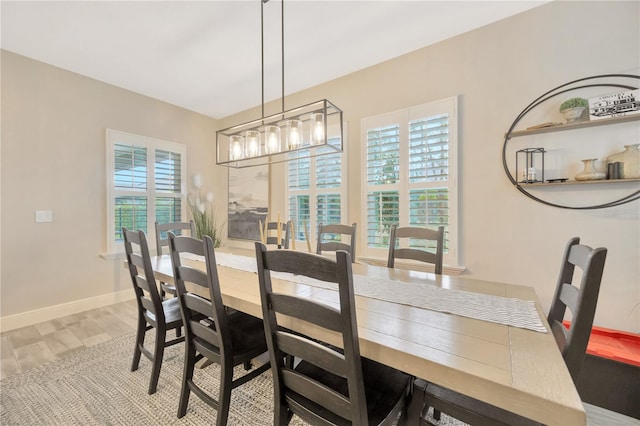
(264, 125, 281, 154)
(217, 99, 343, 167)
(310, 112, 324, 145)
(286, 119, 303, 150)
(245, 130, 261, 157)
(230, 135, 245, 160)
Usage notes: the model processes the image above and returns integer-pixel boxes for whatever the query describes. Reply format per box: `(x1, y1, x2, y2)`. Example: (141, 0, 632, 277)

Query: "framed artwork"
(589, 89, 640, 120)
(228, 165, 269, 240)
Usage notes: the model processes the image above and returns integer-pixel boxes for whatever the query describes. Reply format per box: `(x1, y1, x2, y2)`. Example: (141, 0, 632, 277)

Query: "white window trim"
(286, 123, 347, 249)
(360, 97, 459, 267)
(104, 129, 187, 256)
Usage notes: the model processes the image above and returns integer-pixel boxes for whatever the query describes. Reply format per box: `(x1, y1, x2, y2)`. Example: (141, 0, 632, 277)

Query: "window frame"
(105, 129, 187, 255)
(360, 97, 459, 266)
(286, 124, 347, 248)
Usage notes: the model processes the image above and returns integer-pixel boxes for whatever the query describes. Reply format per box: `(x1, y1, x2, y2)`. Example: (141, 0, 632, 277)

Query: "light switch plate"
(35, 210, 53, 223)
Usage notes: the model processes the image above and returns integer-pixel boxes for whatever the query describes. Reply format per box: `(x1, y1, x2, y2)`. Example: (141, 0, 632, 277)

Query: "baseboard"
(0, 289, 136, 333)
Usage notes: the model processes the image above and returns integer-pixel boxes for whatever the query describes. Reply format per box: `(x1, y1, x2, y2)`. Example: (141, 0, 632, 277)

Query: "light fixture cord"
(261, 0, 265, 119)
(281, 0, 285, 113)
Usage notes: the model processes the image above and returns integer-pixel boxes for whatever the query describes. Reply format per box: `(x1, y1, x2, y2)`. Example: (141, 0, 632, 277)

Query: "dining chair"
(155, 220, 196, 299)
(387, 225, 445, 274)
(418, 236, 607, 426)
(168, 233, 270, 425)
(122, 227, 184, 395)
(265, 220, 292, 249)
(316, 222, 357, 262)
(255, 242, 413, 425)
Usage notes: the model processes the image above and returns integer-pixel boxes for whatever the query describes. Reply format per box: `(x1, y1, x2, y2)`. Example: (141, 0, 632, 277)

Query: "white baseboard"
(0, 289, 136, 333)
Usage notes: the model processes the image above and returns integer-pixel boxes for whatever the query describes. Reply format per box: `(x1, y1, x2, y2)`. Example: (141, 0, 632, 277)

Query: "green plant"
(189, 190, 224, 248)
(559, 97, 588, 112)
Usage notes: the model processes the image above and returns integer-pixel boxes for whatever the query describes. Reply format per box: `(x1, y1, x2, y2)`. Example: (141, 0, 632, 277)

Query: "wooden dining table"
(148, 247, 585, 426)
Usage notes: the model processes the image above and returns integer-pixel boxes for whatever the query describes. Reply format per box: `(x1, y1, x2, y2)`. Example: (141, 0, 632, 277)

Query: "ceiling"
(1, 1, 548, 119)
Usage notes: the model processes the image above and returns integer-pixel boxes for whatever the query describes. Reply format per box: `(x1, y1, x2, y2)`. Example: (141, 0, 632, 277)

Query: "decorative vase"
(561, 107, 586, 123)
(607, 144, 640, 179)
(575, 159, 606, 181)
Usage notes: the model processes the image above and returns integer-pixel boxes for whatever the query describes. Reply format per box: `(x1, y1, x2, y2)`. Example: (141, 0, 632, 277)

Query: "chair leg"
(131, 315, 146, 372)
(216, 364, 233, 426)
(178, 344, 196, 418)
(433, 409, 441, 421)
(148, 328, 166, 395)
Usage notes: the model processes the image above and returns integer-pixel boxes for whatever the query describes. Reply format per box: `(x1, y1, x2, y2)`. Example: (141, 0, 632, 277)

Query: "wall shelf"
(502, 73, 640, 209)
(519, 178, 640, 188)
(507, 114, 640, 139)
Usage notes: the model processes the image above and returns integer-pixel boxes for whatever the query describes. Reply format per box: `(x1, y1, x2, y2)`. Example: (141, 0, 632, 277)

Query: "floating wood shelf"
(507, 114, 640, 138)
(518, 178, 640, 188)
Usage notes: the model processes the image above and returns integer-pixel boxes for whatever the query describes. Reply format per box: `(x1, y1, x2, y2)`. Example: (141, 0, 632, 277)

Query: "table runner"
(195, 252, 547, 333)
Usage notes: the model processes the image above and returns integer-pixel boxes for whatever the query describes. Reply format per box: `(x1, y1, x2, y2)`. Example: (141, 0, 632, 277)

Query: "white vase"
(561, 107, 586, 123)
(575, 159, 606, 181)
(607, 144, 640, 179)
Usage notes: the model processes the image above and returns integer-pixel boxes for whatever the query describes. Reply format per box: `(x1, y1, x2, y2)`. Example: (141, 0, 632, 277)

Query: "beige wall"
(2, 1, 639, 333)
(222, 1, 640, 332)
(1, 50, 222, 321)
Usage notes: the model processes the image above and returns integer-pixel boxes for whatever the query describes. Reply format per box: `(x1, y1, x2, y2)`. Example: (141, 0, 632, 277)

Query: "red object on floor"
(564, 321, 640, 367)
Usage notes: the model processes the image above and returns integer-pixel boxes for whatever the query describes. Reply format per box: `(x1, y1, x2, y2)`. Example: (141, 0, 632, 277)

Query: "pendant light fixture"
(216, 0, 343, 168)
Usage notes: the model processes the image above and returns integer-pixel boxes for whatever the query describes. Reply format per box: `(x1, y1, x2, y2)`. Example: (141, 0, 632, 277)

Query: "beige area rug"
(0, 332, 464, 425)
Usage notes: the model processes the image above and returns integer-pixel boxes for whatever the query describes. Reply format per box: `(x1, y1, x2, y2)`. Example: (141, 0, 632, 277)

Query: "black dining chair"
(169, 233, 270, 425)
(387, 225, 445, 274)
(255, 242, 413, 425)
(264, 220, 292, 249)
(155, 221, 196, 299)
(316, 222, 357, 262)
(418, 236, 607, 426)
(122, 227, 184, 395)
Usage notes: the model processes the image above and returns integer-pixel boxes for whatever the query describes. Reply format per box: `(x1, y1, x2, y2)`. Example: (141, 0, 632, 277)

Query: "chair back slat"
(393, 248, 438, 265)
(277, 332, 347, 378)
(271, 295, 343, 332)
(134, 275, 153, 293)
(265, 221, 292, 249)
(558, 283, 580, 314)
(129, 252, 145, 269)
(281, 369, 353, 421)
(140, 296, 156, 315)
(550, 319, 569, 351)
(256, 242, 369, 425)
(316, 223, 357, 262)
(547, 237, 607, 383)
(156, 221, 196, 255)
(387, 225, 444, 274)
(190, 317, 222, 348)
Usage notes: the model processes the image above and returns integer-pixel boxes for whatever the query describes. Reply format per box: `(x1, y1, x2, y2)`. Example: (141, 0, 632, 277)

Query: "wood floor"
(1, 300, 638, 426)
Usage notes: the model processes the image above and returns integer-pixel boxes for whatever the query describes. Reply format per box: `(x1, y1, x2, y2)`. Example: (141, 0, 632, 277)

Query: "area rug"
(1, 332, 464, 425)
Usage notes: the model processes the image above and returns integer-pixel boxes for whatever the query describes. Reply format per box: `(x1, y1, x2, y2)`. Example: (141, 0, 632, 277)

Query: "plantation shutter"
(155, 149, 183, 224)
(113, 144, 148, 241)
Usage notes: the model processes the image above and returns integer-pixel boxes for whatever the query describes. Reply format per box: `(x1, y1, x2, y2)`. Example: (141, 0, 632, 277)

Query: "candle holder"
(516, 148, 545, 184)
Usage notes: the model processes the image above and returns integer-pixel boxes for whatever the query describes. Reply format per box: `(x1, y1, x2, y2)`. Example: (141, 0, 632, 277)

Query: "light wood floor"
(1, 300, 638, 426)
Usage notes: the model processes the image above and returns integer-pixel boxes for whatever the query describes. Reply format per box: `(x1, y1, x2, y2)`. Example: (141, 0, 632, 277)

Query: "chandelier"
(216, 0, 343, 168)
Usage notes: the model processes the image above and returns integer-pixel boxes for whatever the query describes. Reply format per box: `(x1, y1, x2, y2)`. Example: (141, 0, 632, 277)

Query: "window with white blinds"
(288, 136, 344, 245)
(106, 129, 186, 254)
(361, 97, 458, 265)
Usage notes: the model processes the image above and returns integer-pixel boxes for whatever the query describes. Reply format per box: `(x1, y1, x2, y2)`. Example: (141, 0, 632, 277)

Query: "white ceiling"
(1, 1, 548, 119)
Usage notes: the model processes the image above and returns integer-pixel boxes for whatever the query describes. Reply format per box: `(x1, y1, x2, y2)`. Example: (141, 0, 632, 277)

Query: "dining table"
(147, 246, 586, 426)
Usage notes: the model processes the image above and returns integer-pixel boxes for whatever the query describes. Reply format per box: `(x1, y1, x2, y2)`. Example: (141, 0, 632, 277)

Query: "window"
(288, 134, 345, 246)
(106, 129, 187, 254)
(361, 97, 458, 265)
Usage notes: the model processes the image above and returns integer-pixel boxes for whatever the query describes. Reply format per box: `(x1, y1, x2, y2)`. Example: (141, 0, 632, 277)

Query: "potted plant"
(559, 97, 588, 122)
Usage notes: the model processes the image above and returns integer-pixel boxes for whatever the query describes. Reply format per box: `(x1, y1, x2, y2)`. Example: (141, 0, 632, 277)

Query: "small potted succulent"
(559, 97, 589, 122)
